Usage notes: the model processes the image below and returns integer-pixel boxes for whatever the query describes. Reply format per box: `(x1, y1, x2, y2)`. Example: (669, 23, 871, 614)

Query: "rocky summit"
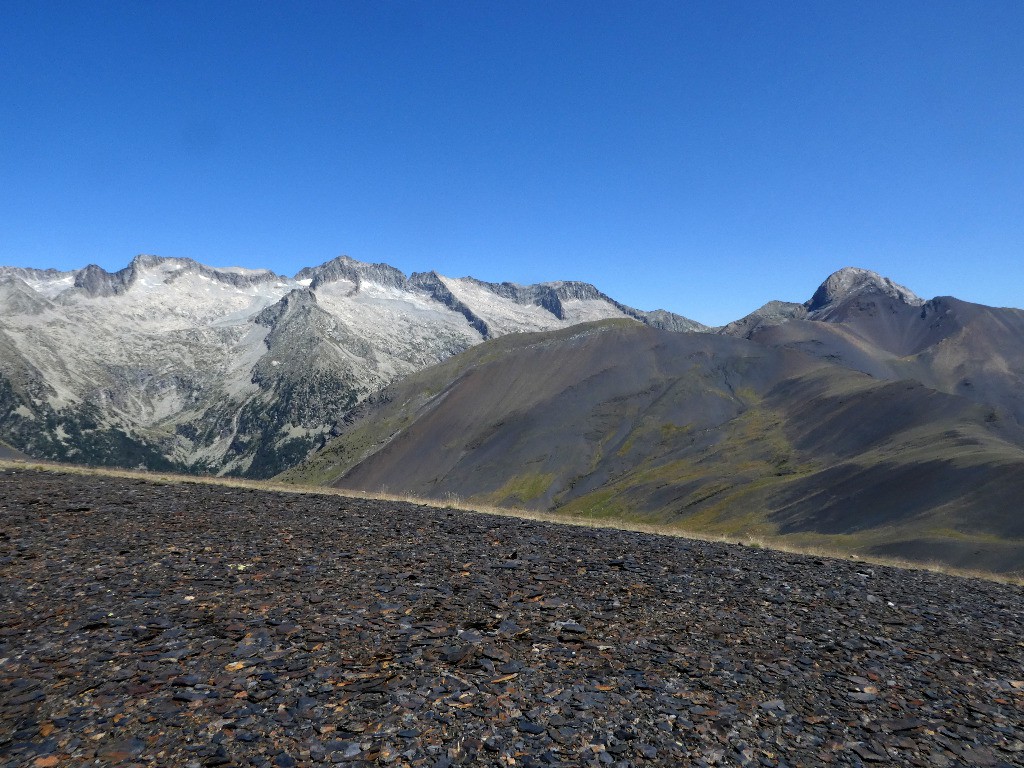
(2, 468, 1023, 767)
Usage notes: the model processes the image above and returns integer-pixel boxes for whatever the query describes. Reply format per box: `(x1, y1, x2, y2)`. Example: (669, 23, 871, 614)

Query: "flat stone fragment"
(518, 719, 547, 735)
(851, 742, 888, 762)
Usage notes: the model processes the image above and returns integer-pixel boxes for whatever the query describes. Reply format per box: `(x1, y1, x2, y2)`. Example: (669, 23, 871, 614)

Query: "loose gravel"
(1, 469, 1022, 767)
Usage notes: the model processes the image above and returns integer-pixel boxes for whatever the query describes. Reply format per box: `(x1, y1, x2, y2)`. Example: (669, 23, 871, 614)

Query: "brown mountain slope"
(730, 269, 1024, 426)
(281, 319, 1024, 573)
(747, 297, 1024, 427)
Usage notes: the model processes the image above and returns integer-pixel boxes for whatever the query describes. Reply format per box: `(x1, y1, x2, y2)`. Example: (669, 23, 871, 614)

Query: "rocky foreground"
(1, 469, 1023, 768)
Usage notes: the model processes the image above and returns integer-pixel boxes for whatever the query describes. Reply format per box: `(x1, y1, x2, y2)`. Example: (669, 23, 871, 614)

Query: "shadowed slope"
(0, 438, 27, 460)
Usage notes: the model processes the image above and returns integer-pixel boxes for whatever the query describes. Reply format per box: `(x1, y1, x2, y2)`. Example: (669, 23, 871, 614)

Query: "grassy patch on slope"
(2, 458, 1021, 583)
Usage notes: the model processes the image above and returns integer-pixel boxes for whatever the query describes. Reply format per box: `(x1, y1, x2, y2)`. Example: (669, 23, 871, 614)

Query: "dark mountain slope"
(724, 268, 1024, 427)
(0, 438, 27, 460)
(290, 321, 818, 502)
(799, 266, 927, 356)
(749, 298, 1024, 426)
(907, 297, 1024, 423)
(282, 319, 1024, 573)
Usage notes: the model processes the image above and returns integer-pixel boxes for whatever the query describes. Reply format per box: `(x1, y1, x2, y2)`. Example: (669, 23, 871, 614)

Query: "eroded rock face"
(0, 254, 697, 477)
(805, 266, 924, 314)
(295, 254, 408, 291)
(2, 468, 1022, 767)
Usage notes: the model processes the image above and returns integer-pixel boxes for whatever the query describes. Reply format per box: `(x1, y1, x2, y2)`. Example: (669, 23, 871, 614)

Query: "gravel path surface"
(2, 469, 1023, 767)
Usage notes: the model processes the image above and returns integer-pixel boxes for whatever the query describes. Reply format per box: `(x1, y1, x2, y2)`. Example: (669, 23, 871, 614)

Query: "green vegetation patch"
(481, 472, 558, 506)
(556, 399, 818, 537)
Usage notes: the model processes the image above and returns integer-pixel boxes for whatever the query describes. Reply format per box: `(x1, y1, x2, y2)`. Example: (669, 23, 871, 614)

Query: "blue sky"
(2, 1, 1022, 326)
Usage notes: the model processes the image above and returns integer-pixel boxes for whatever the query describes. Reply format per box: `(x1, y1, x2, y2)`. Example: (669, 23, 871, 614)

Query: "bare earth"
(1, 469, 1022, 767)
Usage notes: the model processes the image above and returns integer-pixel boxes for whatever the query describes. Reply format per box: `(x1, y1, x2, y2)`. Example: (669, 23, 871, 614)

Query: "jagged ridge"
(0, 254, 701, 477)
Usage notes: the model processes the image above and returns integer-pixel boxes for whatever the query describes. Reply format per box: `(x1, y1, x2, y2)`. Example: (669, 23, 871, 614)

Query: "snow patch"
(22, 274, 75, 299)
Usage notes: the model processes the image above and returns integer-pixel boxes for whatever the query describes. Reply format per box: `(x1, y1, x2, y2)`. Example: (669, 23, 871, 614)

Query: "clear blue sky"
(2, 1, 1022, 325)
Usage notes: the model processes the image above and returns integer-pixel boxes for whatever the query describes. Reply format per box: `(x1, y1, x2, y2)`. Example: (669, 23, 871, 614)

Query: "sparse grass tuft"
(481, 472, 557, 506)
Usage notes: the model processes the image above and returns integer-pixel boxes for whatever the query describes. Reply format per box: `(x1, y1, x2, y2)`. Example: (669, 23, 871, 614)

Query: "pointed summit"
(255, 287, 319, 327)
(806, 267, 922, 313)
(295, 255, 407, 290)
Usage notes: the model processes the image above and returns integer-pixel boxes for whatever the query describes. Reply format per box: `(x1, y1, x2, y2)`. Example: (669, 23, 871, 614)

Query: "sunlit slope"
(281, 320, 1024, 571)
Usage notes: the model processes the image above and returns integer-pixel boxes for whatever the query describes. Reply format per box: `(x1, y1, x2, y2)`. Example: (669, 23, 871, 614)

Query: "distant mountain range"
(280, 266, 1024, 572)
(0, 254, 699, 476)
(5, 254, 1024, 570)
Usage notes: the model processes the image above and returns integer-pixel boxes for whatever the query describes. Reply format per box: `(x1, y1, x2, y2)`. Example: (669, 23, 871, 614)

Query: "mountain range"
(279, 266, 1024, 572)
(4, 253, 1024, 570)
(0, 254, 698, 477)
